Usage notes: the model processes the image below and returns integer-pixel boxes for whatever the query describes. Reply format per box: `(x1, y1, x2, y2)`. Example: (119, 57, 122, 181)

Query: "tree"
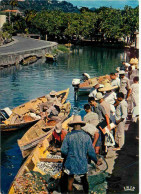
(121, 6, 139, 43)
(10, 0, 18, 10)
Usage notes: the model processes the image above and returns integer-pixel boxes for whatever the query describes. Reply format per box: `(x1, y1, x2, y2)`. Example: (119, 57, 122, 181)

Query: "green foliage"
(52, 45, 69, 55)
(10, 0, 18, 10)
(2, 23, 15, 35)
(1, 5, 138, 43)
(57, 45, 69, 53)
(1, 0, 79, 13)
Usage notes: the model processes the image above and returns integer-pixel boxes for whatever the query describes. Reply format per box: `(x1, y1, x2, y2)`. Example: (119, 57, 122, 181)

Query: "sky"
(60, 0, 139, 9)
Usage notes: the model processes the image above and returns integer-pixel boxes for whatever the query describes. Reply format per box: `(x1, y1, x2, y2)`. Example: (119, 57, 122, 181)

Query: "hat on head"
(50, 90, 57, 96)
(116, 67, 120, 72)
(118, 70, 126, 75)
(99, 83, 118, 92)
(68, 115, 86, 127)
(95, 92, 104, 100)
(83, 73, 90, 79)
(55, 122, 62, 133)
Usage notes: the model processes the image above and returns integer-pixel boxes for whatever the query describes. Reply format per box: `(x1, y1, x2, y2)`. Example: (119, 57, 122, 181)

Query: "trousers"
(115, 121, 125, 148)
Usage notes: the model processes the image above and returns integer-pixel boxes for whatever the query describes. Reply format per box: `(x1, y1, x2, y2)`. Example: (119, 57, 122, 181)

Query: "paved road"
(0, 36, 54, 55)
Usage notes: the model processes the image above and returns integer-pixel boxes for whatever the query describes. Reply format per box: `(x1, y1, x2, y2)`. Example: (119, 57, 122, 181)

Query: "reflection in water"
(0, 46, 125, 193)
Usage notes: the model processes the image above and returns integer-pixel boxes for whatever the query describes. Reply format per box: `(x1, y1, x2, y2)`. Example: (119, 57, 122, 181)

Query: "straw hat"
(101, 79, 110, 85)
(95, 92, 104, 100)
(118, 70, 126, 74)
(68, 115, 86, 127)
(92, 80, 99, 87)
(55, 122, 62, 133)
(99, 83, 118, 92)
(50, 90, 57, 96)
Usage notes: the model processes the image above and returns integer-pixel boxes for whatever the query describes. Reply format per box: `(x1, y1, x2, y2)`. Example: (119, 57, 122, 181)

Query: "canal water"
(0, 46, 125, 193)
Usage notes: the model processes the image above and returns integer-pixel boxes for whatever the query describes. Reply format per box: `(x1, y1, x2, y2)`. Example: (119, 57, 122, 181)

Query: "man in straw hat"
(89, 81, 104, 98)
(99, 83, 118, 123)
(119, 70, 131, 100)
(61, 115, 101, 193)
(51, 122, 67, 148)
(39, 90, 61, 115)
(113, 92, 127, 151)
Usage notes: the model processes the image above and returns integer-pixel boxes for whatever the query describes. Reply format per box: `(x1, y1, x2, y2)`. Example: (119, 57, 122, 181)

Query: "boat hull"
(1, 120, 39, 132)
(18, 102, 71, 158)
(1, 88, 69, 132)
(8, 116, 74, 194)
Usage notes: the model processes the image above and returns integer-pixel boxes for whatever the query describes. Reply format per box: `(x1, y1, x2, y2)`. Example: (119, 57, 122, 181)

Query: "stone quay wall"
(0, 40, 57, 68)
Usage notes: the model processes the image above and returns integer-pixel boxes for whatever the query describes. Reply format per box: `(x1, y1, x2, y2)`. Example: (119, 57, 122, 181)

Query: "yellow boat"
(8, 116, 74, 194)
(72, 74, 111, 96)
(1, 88, 69, 132)
(21, 56, 38, 66)
(45, 53, 57, 61)
(65, 43, 72, 47)
(18, 102, 71, 158)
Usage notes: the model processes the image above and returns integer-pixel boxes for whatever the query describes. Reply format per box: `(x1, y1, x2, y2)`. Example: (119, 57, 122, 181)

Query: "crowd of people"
(46, 57, 139, 193)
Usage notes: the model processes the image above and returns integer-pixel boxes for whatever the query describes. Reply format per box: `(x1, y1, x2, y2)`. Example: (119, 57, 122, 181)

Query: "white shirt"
(111, 78, 120, 87)
(104, 92, 117, 114)
(89, 88, 97, 98)
(125, 62, 130, 67)
(131, 83, 139, 106)
(115, 99, 127, 121)
(89, 84, 104, 98)
(82, 123, 98, 137)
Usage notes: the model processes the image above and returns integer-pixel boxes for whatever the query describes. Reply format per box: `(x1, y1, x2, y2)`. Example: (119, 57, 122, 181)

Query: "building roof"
(3, 9, 20, 13)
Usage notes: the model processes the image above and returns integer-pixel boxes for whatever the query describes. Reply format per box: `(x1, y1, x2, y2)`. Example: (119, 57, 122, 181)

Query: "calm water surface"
(0, 46, 125, 193)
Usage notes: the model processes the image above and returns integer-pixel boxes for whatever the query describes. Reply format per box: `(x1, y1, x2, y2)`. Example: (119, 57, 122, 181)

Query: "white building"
(0, 15, 6, 29)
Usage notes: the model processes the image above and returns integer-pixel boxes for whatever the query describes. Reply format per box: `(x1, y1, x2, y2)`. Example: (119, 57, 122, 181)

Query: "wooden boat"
(9, 115, 108, 194)
(1, 88, 69, 132)
(65, 43, 72, 47)
(8, 116, 74, 194)
(21, 56, 39, 66)
(18, 102, 71, 158)
(45, 53, 57, 61)
(74, 75, 111, 96)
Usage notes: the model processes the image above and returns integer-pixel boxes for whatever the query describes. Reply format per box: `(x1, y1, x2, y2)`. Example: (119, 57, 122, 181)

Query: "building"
(0, 15, 6, 29)
(3, 9, 22, 16)
(134, 31, 139, 50)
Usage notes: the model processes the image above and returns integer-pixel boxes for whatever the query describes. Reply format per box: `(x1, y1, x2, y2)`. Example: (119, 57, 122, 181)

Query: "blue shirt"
(61, 130, 97, 175)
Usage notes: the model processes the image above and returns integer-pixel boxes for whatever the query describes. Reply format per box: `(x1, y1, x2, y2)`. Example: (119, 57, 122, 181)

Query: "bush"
(57, 44, 70, 53)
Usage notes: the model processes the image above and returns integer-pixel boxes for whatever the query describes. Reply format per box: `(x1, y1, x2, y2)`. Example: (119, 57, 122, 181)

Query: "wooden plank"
(39, 158, 63, 163)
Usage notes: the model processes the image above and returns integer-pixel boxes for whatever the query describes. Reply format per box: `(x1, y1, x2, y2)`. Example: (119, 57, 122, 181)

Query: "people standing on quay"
(61, 115, 100, 193)
(83, 104, 100, 154)
(119, 70, 131, 100)
(88, 95, 111, 154)
(99, 83, 118, 123)
(88, 97, 110, 130)
(89, 81, 104, 98)
(110, 72, 120, 89)
(113, 92, 127, 151)
(130, 76, 139, 108)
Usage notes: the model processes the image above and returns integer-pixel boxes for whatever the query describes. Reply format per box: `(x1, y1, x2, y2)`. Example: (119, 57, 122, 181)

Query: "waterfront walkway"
(105, 70, 139, 193)
(0, 36, 54, 55)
